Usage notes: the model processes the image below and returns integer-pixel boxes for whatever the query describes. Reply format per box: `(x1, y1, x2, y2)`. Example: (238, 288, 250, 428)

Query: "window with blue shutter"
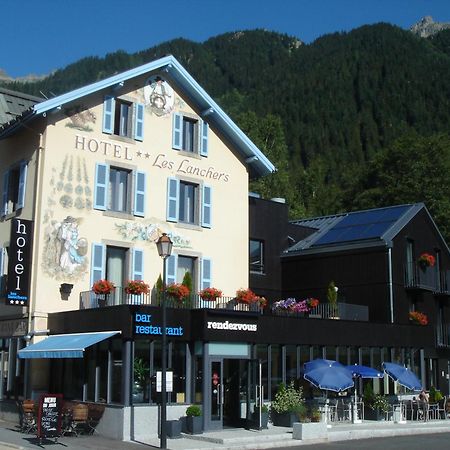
(17, 161, 27, 210)
(134, 103, 145, 141)
(201, 258, 212, 290)
(91, 243, 106, 285)
(172, 112, 182, 150)
(103, 96, 115, 134)
(94, 163, 109, 210)
(202, 185, 212, 228)
(134, 171, 146, 217)
(1, 171, 9, 217)
(166, 177, 179, 222)
(200, 120, 209, 157)
(166, 254, 177, 285)
(132, 248, 144, 280)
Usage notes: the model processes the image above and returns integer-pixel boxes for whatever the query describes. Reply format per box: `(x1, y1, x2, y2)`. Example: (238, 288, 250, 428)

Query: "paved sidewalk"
(0, 419, 449, 450)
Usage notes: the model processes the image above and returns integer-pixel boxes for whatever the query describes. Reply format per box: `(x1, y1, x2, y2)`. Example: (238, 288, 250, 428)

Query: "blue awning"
(18, 331, 120, 359)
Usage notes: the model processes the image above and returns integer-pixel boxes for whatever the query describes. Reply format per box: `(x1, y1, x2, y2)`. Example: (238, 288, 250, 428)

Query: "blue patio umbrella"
(347, 364, 384, 379)
(304, 362, 354, 392)
(304, 358, 345, 373)
(382, 362, 422, 391)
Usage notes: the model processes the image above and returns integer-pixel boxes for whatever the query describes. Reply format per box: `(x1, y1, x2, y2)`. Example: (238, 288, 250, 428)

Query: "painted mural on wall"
(46, 155, 92, 212)
(144, 76, 175, 117)
(42, 216, 88, 280)
(64, 105, 96, 132)
(115, 220, 191, 249)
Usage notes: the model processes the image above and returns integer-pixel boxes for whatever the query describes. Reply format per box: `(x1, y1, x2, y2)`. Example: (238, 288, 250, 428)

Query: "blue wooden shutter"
(166, 254, 177, 285)
(201, 185, 212, 228)
(103, 96, 115, 134)
(166, 177, 179, 222)
(91, 243, 106, 285)
(94, 163, 109, 210)
(132, 248, 144, 280)
(134, 171, 146, 217)
(134, 103, 144, 141)
(201, 258, 212, 290)
(17, 161, 28, 209)
(1, 171, 9, 217)
(172, 112, 182, 150)
(200, 120, 209, 157)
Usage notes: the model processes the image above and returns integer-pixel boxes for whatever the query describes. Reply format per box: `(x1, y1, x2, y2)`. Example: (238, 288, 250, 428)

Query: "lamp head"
(156, 233, 173, 259)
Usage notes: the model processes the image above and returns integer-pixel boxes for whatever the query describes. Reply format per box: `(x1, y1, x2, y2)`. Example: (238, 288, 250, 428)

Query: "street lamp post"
(156, 233, 173, 450)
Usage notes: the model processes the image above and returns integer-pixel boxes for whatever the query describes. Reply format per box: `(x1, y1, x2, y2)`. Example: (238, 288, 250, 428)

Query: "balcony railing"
(80, 289, 262, 312)
(435, 270, 450, 295)
(404, 262, 438, 291)
(269, 302, 368, 322)
(436, 323, 450, 348)
(80, 290, 368, 321)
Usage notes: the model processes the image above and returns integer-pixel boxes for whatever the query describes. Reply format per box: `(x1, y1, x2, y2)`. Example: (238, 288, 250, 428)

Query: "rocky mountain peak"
(410, 16, 450, 38)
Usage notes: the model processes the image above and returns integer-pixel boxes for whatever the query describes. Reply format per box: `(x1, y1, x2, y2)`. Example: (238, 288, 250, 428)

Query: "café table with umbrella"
(347, 364, 384, 422)
(304, 359, 354, 422)
(382, 362, 422, 422)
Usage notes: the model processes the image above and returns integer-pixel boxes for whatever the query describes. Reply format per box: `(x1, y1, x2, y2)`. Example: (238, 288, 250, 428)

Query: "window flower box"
(165, 283, 190, 303)
(418, 253, 435, 269)
(409, 311, 428, 325)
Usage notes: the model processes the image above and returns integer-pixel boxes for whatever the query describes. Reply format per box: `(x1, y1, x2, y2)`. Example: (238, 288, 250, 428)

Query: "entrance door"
(206, 358, 262, 430)
(209, 360, 224, 430)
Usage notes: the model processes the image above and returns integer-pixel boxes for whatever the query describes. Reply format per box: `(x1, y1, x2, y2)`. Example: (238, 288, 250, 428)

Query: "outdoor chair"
(433, 396, 447, 420)
(87, 403, 105, 434)
(19, 399, 36, 433)
(70, 403, 89, 436)
(337, 399, 352, 421)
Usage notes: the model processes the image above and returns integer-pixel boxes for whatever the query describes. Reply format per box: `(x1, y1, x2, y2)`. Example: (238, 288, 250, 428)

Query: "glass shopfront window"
(255, 344, 269, 401)
(285, 345, 297, 384)
(170, 342, 187, 404)
(134, 340, 151, 404)
(270, 344, 282, 399)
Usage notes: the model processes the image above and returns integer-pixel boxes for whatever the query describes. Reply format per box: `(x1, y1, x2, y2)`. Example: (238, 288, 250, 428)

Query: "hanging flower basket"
(418, 253, 435, 269)
(199, 287, 222, 301)
(165, 283, 190, 303)
(92, 279, 115, 295)
(409, 311, 428, 326)
(125, 280, 150, 295)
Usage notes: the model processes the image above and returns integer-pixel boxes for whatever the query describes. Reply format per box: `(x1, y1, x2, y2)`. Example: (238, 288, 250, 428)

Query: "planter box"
(271, 411, 298, 427)
(364, 407, 386, 421)
(293, 422, 328, 440)
(166, 420, 181, 439)
(186, 416, 203, 434)
(251, 410, 269, 429)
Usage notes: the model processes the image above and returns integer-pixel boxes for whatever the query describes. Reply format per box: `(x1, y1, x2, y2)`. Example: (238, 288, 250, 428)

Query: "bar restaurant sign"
(7, 218, 33, 305)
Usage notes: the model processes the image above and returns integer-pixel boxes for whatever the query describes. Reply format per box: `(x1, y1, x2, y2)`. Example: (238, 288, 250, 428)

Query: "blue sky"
(3, 0, 450, 78)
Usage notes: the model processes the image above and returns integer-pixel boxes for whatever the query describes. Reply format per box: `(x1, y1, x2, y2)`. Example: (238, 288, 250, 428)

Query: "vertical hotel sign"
(7, 218, 33, 305)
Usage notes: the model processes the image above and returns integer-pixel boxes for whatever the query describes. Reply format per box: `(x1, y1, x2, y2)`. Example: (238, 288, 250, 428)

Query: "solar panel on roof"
(311, 205, 411, 247)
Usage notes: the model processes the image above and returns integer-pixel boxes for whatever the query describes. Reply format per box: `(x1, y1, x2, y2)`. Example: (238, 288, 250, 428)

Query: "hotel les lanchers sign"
(7, 218, 33, 305)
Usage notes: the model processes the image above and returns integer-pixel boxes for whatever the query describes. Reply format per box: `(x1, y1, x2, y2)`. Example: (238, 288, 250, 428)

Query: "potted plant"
(418, 252, 435, 270)
(270, 381, 305, 427)
(409, 311, 428, 325)
(327, 281, 339, 318)
(165, 283, 190, 304)
(125, 279, 150, 295)
(365, 393, 390, 420)
(132, 357, 149, 403)
(199, 287, 222, 301)
(92, 279, 115, 307)
(252, 403, 269, 429)
(292, 406, 328, 441)
(185, 404, 202, 434)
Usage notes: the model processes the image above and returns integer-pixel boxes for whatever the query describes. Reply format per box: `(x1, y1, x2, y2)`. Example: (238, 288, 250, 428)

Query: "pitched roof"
(0, 88, 42, 126)
(0, 56, 275, 177)
(286, 203, 441, 254)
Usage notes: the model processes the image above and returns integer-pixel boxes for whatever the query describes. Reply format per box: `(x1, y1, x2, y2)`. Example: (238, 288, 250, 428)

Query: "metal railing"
(79, 290, 368, 321)
(270, 302, 368, 321)
(404, 262, 438, 291)
(80, 289, 262, 312)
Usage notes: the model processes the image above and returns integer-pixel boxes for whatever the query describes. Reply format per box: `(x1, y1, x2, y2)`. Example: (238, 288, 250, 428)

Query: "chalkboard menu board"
(37, 394, 62, 440)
